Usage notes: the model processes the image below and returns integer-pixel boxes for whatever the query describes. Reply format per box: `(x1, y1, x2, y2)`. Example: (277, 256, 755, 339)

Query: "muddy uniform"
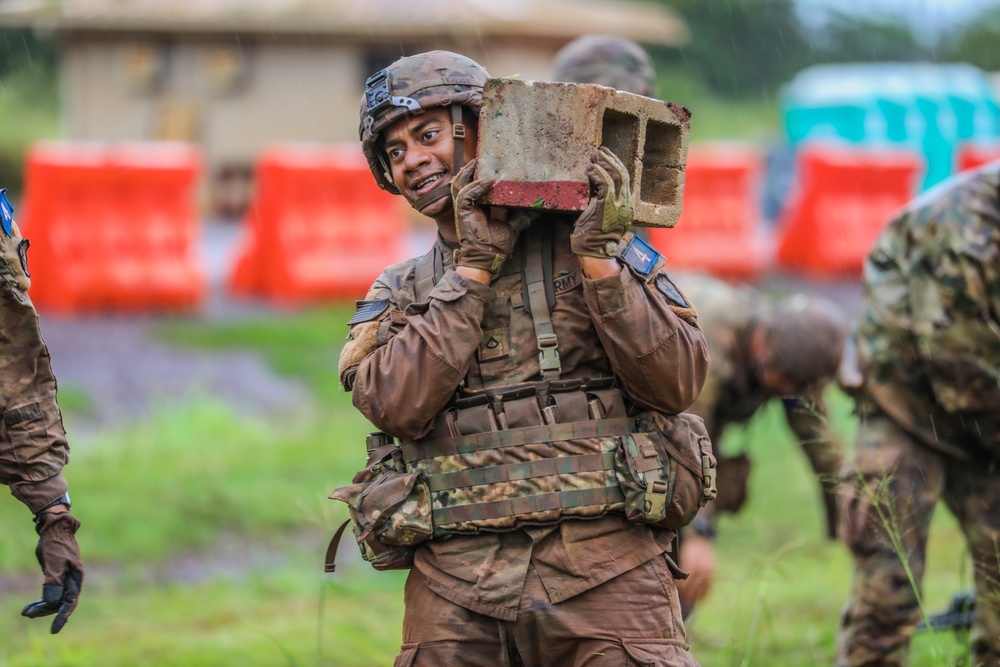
(341, 217, 709, 666)
(677, 273, 843, 531)
(0, 208, 70, 513)
(836, 162, 1000, 667)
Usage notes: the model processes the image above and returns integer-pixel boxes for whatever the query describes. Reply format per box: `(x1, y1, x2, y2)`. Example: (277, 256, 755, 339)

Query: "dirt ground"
(37, 223, 313, 435)
(40, 315, 311, 433)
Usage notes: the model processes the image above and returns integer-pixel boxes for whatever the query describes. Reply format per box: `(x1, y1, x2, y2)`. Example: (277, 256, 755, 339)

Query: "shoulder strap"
(522, 226, 561, 380)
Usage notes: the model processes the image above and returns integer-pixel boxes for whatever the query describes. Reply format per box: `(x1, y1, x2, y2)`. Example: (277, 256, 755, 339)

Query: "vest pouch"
(355, 470, 433, 546)
(351, 520, 416, 571)
(615, 411, 717, 530)
(329, 470, 432, 572)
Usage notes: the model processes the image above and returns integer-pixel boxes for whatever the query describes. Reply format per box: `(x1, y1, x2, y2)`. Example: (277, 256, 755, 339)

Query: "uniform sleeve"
(582, 267, 710, 414)
(341, 270, 492, 440)
(783, 386, 845, 479)
(0, 224, 70, 514)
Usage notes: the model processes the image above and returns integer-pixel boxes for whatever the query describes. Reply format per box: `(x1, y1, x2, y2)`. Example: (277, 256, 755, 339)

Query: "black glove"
(570, 146, 634, 258)
(452, 159, 533, 273)
(22, 510, 84, 634)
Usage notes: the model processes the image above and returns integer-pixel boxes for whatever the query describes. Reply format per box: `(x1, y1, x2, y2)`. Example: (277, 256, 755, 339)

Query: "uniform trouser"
(395, 555, 699, 667)
(836, 410, 1000, 667)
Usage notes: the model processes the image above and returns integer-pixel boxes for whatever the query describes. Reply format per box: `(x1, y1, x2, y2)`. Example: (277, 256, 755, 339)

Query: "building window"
(121, 41, 169, 94)
(202, 38, 253, 96)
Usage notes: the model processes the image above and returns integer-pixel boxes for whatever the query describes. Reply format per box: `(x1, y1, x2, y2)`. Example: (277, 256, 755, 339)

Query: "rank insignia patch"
(479, 326, 510, 361)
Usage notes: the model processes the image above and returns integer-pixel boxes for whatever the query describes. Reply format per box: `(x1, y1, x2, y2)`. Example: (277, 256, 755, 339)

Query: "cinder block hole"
(641, 119, 682, 205)
(601, 108, 639, 184)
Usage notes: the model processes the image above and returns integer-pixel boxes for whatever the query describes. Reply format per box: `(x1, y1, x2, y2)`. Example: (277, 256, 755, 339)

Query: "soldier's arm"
(339, 272, 491, 440)
(0, 224, 70, 514)
(582, 263, 709, 414)
(782, 384, 845, 538)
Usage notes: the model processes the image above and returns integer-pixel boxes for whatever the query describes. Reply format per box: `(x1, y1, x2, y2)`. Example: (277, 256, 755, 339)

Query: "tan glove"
(570, 146, 634, 258)
(452, 159, 533, 274)
(22, 510, 84, 634)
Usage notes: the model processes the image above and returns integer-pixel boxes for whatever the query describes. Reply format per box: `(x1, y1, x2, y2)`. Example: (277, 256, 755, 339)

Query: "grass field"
(0, 307, 978, 666)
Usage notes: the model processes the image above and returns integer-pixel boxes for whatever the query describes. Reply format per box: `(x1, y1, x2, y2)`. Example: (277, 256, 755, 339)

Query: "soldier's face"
(382, 107, 478, 221)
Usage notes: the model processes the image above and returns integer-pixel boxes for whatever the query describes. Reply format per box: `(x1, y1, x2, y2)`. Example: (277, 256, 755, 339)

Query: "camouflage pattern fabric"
(673, 272, 844, 528)
(837, 406, 1000, 667)
(552, 35, 656, 98)
(837, 160, 1000, 667)
(0, 209, 71, 513)
(847, 161, 1000, 461)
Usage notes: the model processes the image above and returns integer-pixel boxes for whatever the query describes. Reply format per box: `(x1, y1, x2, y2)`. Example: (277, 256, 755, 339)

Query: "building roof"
(0, 0, 689, 46)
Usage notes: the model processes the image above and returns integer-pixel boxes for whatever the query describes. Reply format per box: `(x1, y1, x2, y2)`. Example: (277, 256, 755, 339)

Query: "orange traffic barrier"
(647, 144, 765, 279)
(956, 143, 1000, 172)
(20, 142, 204, 313)
(228, 144, 409, 305)
(775, 144, 921, 278)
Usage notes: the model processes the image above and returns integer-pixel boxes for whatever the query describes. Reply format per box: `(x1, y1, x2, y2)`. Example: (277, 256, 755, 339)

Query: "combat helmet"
(359, 50, 489, 212)
(552, 35, 655, 97)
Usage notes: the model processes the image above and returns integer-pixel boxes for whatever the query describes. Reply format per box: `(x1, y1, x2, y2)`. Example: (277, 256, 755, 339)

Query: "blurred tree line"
(649, 0, 1000, 98)
(0, 27, 57, 77)
(0, 28, 58, 194)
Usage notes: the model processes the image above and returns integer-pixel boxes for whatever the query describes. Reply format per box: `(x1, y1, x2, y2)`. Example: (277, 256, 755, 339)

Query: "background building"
(0, 0, 687, 214)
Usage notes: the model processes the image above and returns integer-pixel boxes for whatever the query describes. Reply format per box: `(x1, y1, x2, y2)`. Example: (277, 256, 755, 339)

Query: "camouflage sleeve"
(0, 222, 70, 514)
(783, 386, 844, 467)
(782, 386, 845, 538)
(582, 266, 710, 414)
(344, 270, 492, 440)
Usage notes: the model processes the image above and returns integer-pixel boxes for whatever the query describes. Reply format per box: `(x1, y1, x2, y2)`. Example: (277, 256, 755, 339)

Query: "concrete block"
(476, 79, 690, 228)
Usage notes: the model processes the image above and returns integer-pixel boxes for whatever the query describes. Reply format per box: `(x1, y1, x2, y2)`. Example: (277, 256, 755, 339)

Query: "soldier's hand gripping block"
(476, 79, 691, 228)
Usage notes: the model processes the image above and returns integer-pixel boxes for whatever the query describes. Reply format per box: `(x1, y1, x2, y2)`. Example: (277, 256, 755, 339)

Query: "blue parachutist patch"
(348, 299, 391, 325)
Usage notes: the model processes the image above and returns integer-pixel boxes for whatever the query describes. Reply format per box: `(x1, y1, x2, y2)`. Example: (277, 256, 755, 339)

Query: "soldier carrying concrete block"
(331, 49, 716, 666)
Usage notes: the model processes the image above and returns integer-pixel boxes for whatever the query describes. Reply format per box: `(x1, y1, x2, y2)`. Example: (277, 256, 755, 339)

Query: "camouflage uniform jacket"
(845, 161, 1000, 461)
(0, 213, 71, 513)
(340, 216, 710, 621)
(677, 273, 836, 459)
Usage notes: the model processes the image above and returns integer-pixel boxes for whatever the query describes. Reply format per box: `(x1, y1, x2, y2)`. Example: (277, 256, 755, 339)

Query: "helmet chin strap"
(408, 104, 468, 214)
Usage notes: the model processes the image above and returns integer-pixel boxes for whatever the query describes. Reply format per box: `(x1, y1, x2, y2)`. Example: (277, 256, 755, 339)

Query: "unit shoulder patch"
(348, 299, 391, 326)
(655, 273, 690, 309)
(0, 188, 14, 237)
(617, 233, 663, 278)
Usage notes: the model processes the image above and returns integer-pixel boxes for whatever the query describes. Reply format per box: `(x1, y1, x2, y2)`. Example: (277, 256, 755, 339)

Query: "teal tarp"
(781, 63, 1000, 190)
